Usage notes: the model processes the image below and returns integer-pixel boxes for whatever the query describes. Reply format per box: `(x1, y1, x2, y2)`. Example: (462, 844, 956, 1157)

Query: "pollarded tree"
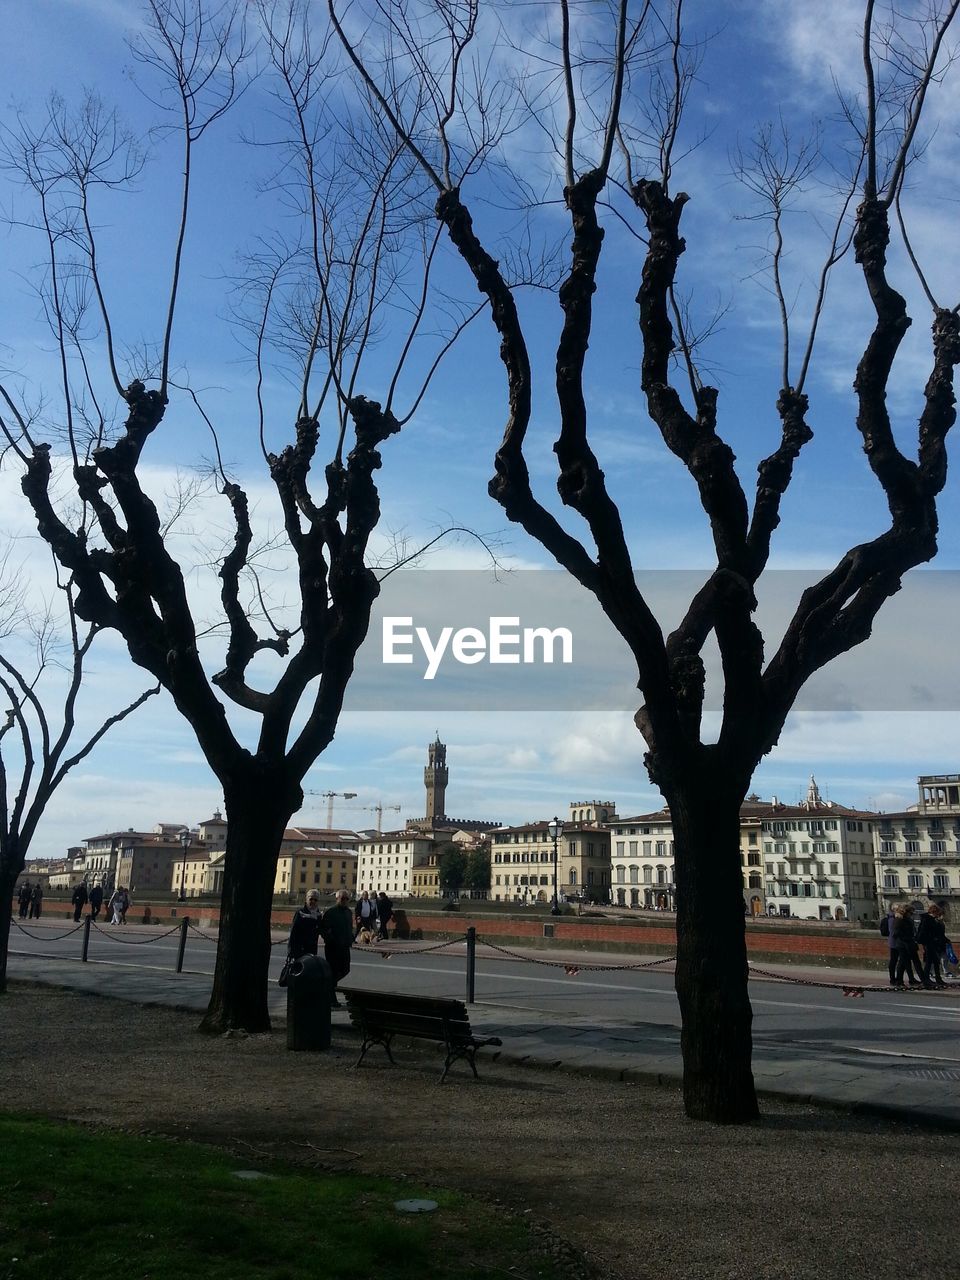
(331, 0, 960, 1120)
(1, 0, 483, 1031)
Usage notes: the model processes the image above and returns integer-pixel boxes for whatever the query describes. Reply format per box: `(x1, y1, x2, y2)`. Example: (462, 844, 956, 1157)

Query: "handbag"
(278, 956, 294, 988)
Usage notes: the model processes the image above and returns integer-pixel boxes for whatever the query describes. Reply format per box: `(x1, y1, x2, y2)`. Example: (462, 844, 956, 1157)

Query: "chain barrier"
(373, 937, 463, 958)
(747, 963, 898, 998)
(187, 922, 222, 944)
(10, 917, 86, 943)
(89, 921, 182, 946)
(476, 936, 678, 974)
(475, 937, 905, 996)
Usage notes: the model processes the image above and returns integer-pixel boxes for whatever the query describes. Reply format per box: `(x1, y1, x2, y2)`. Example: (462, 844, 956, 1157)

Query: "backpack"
(879, 915, 890, 937)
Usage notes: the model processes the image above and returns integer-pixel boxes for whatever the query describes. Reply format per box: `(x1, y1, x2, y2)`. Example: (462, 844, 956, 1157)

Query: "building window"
(905, 840, 920, 854)
(907, 870, 924, 890)
(931, 839, 947, 854)
(933, 872, 949, 891)
(883, 871, 900, 890)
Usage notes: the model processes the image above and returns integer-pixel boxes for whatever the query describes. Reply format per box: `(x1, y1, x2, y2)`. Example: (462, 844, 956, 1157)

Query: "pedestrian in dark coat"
(71, 881, 89, 923)
(892, 905, 923, 987)
(376, 892, 393, 940)
(288, 890, 323, 959)
(883, 908, 897, 983)
(917, 903, 947, 989)
(29, 883, 44, 919)
(320, 890, 354, 1007)
(88, 884, 103, 920)
(17, 882, 31, 919)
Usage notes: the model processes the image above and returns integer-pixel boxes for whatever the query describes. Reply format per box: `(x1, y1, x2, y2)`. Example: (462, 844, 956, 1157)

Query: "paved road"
(10, 917, 960, 1074)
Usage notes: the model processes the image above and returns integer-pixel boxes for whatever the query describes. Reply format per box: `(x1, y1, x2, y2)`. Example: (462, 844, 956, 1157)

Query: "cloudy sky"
(2, 1, 958, 858)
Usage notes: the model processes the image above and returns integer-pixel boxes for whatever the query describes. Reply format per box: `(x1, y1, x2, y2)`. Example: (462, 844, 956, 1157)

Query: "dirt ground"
(2, 981, 959, 1280)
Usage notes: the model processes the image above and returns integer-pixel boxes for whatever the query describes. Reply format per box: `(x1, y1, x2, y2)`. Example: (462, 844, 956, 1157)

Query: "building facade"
(874, 773, 960, 923)
(274, 847, 358, 899)
(754, 779, 877, 921)
(490, 815, 612, 904)
(356, 829, 438, 898)
(609, 809, 676, 909)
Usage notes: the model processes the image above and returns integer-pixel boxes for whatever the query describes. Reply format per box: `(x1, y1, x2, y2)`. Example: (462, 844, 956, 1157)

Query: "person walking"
(88, 884, 103, 921)
(108, 886, 126, 925)
(881, 906, 898, 984)
(118, 887, 130, 924)
(28, 883, 44, 919)
(320, 890, 354, 1007)
(17, 882, 31, 919)
(892, 904, 923, 988)
(71, 881, 89, 923)
(916, 902, 947, 989)
(354, 890, 376, 939)
(287, 890, 323, 960)
(376, 891, 393, 941)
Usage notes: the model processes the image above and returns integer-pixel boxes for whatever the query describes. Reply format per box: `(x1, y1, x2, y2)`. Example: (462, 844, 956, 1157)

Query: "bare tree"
(1, 0, 483, 1031)
(0, 551, 158, 992)
(331, 0, 960, 1121)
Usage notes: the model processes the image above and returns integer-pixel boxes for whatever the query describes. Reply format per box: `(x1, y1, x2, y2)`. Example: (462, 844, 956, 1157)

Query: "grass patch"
(0, 1117, 568, 1280)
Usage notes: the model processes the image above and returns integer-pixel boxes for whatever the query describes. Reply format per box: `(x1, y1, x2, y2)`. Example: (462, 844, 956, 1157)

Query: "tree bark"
(666, 773, 759, 1123)
(0, 828, 24, 995)
(0, 864, 18, 995)
(199, 775, 297, 1034)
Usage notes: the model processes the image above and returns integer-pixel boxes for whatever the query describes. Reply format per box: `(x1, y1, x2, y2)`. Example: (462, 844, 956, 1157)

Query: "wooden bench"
(340, 988, 503, 1083)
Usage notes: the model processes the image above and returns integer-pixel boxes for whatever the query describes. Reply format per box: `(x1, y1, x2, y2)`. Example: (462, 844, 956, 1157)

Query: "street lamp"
(178, 828, 191, 902)
(548, 816, 562, 916)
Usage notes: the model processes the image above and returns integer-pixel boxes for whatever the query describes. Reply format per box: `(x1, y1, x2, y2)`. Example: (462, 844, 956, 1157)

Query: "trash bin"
(286, 954, 333, 1051)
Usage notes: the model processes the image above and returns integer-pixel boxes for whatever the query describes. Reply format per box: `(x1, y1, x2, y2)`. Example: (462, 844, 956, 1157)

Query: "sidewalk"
(8, 936, 960, 1132)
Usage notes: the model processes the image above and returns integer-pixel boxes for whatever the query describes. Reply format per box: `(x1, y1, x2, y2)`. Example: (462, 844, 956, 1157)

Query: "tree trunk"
(0, 865, 17, 994)
(199, 777, 296, 1035)
(667, 775, 759, 1123)
(0, 832, 24, 995)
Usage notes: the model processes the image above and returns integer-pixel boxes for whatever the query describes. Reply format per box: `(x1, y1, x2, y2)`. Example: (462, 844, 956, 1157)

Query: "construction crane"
(306, 790, 358, 827)
(363, 803, 401, 834)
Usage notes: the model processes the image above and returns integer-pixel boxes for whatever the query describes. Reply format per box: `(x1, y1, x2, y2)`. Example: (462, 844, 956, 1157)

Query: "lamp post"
(548, 817, 562, 916)
(178, 828, 190, 902)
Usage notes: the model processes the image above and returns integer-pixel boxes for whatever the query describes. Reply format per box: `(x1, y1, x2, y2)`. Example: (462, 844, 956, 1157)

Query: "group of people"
(70, 881, 130, 924)
(16, 881, 43, 919)
(286, 888, 394, 1008)
(884, 902, 953, 988)
(353, 890, 392, 941)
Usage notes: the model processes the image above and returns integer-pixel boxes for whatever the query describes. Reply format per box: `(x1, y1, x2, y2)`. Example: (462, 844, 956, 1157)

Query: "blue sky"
(2, 1, 958, 858)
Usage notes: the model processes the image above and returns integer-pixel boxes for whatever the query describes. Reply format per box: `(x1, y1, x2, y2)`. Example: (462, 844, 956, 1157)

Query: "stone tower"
(424, 733, 448, 822)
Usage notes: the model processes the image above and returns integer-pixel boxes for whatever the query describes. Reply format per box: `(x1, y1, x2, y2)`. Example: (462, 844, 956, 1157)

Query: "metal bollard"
(81, 916, 91, 963)
(466, 926, 476, 1004)
(175, 916, 189, 973)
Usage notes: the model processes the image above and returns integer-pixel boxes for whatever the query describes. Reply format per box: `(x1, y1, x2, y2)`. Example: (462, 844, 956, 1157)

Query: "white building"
(609, 808, 676, 909)
(356, 829, 438, 898)
(755, 779, 876, 922)
(874, 773, 960, 922)
(490, 805, 613, 904)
